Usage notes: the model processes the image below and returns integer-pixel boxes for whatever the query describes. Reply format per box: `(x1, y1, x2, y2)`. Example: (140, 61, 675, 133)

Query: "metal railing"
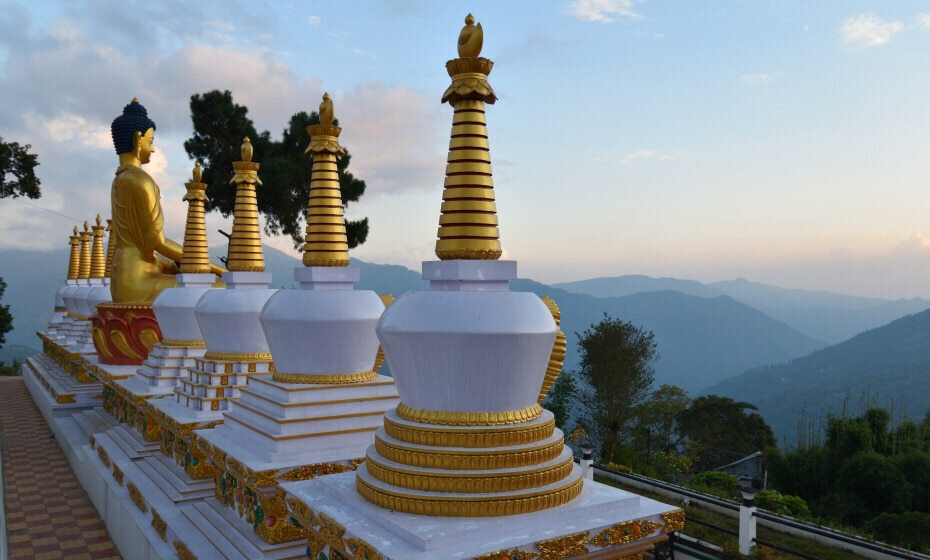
(594, 463, 929, 560)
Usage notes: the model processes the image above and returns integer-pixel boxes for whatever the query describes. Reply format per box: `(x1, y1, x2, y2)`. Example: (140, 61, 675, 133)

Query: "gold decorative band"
(396, 402, 543, 426)
(160, 339, 206, 348)
(202, 351, 273, 362)
(96, 303, 155, 310)
(374, 436, 564, 470)
(383, 415, 554, 448)
(355, 475, 582, 517)
(271, 370, 377, 385)
(364, 456, 574, 493)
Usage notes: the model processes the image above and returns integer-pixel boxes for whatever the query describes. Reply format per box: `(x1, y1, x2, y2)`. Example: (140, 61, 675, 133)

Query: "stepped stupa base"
(147, 396, 224, 479)
(193, 374, 399, 545)
(284, 471, 683, 560)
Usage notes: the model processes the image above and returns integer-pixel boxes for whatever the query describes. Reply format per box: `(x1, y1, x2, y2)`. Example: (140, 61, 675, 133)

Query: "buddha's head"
(111, 98, 157, 164)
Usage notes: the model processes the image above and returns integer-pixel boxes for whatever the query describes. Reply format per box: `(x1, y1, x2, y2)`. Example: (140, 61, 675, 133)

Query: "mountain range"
(706, 308, 930, 444)
(555, 276, 930, 344)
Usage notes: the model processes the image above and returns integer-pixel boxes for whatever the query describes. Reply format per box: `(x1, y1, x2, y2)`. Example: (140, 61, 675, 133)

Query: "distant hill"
(553, 275, 720, 299)
(513, 281, 823, 393)
(551, 274, 930, 344)
(710, 278, 930, 344)
(706, 309, 930, 445)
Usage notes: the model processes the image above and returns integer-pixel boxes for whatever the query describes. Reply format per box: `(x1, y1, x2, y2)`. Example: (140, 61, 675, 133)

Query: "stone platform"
(284, 471, 684, 559)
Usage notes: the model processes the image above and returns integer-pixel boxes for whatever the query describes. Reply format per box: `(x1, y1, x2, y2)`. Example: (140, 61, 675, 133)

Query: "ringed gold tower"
(280, 15, 684, 560)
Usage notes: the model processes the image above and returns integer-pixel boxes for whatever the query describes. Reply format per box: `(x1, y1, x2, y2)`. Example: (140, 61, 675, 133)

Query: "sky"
(2, 0, 930, 299)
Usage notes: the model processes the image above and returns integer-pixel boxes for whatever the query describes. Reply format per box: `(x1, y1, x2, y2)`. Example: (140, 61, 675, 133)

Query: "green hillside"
(707, 309, 930, 444)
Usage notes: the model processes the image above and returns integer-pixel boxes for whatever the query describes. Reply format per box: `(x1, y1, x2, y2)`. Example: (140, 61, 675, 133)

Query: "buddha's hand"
(156, 254, 179, 275)
(210, 262, 227, 277)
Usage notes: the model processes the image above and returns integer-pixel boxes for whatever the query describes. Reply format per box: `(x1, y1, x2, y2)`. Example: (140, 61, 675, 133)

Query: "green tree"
(835, 452, 909, 524)
(633, 384, 690, 460)
(0, 136, 41, 199)
(677, 395, 776, 470)
(184, 90, 369, 249)
(0, 277, 12, 349)
(575, 314, 658, 462)
(866, 512, 930, 553)
(542, 370, 577, 431)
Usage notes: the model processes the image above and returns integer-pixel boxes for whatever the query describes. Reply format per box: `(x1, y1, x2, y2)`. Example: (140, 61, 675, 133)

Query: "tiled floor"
(0, 376, 121, 559)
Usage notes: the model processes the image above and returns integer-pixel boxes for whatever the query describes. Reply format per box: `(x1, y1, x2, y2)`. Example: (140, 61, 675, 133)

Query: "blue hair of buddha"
(111, 100, 156, 155)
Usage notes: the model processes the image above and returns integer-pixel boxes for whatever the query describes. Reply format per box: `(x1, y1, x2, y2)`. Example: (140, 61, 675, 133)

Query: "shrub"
(865, 512, 930, 552)
(689, 471, 738, 500)
(755, 490, 811, 518)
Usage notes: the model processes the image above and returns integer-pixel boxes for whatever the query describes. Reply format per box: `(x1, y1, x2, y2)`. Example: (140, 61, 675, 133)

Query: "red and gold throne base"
(90, 303, 163, 365)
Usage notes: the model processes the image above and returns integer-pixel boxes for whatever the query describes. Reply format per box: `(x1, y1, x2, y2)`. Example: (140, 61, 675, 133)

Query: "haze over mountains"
(3, 247, 928, 430)
(555, 276, 930, 344)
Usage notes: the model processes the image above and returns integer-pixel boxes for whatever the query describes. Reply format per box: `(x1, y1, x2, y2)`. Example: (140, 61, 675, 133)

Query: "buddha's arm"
(136, 176, 183, 264)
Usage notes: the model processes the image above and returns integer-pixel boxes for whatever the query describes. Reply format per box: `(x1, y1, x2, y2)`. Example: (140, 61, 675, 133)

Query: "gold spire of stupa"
(435, 13, 501, 260)
(78, 221, 92, 280)
(180, 162, 212, 274)
(89, 214, 106, 279)
(226, 137, 265, 272)
(104, 219, 116, 279)
(537, 296, 567, 403)
(67, 226, 81, 280)
(302, 93, 349, 267)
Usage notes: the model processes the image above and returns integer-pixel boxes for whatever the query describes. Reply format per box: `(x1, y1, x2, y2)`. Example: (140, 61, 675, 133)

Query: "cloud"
(619, 150, 655, 164)
(307, 15, 321, 27)
(741, 73, 772, 84)
(0, 11, 447, 253)
(567, 0, 640, 23)
(840, 13, 903, 47)
(337, 82, 446, 194)
(916, 13, 930, 28)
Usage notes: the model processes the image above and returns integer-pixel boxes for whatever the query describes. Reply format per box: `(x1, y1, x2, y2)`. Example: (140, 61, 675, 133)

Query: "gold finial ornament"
(458, 13, 483, 57)
(537, 296, 567, 403)
(302, 93, 349, 267)
(227, 137, 265, 272)
(131, 97, 139, 104)
(241, 136, 253, 163)
(180, 162, 212, 274)
(104, 219, 116, 279)
(319, 92, 335, 126)
(435, 14, 501, 260)
(90, 214, 107, 279)
(67, 226, 81, 280)
(78, 221, 92, 280)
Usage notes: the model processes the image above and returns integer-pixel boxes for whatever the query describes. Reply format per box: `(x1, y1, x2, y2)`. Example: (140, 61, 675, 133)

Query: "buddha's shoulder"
(114, 165, 157, 189)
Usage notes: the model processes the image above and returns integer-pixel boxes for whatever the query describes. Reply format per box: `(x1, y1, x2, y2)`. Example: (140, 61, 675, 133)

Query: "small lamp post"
(580, 441, 594, 480)
(738, 476, 762, 555)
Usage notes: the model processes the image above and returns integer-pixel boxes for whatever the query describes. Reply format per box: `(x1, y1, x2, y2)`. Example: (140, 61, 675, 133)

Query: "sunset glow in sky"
(2, 1, 930, 298)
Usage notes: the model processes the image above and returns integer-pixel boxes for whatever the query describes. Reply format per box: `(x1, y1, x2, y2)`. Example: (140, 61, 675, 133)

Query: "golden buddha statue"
(109, 99, 223, 303)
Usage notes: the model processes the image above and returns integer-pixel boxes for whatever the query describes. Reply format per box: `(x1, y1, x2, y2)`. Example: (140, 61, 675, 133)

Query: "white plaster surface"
(195, 281, 277, 354)
(377, 290, 556, 412)
(73, 278, 104, 317)
(294, 266, 359, 289)
(152, 275, 215, 341)
(261, 286, 383, 375)
(422, 259, 516, 292)
(283, 472, 677, 558)
(198, 375, 398, 468)
(148, 396, 223, 425)
(85, 279, 112, 318)
(61, 280, 86, 315)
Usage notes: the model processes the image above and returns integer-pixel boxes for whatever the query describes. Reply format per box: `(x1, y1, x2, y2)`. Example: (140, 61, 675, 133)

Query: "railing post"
(738, 477, 762, 556)
(580, 443, 594, 480)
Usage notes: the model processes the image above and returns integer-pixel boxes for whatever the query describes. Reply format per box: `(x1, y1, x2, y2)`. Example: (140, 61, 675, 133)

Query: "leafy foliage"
(574, 314, 657, 461)
(677, 395, 776, 469)
(688, 471, 738, 500)
(755, 490, 811, 518)
(0, 136, 41, 199)
(542, 370, 577, 431)
(865, 512, 930, 553)
(0, 278, 12, 349)
(184, 90, 369, 249)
